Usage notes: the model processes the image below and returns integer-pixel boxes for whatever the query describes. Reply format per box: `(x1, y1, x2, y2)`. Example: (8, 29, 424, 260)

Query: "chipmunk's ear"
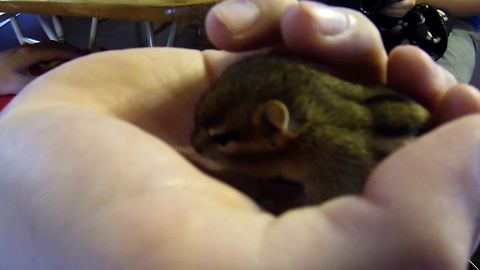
(255, 100, 290, 133)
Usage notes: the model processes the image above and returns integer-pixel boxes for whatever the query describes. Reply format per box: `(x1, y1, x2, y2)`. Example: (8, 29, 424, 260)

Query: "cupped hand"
(0, 41, 81, 95)
(0, 1, 479, 270)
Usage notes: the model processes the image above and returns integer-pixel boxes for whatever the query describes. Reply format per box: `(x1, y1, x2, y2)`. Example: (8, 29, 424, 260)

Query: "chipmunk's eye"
(211, 130, 241, 146)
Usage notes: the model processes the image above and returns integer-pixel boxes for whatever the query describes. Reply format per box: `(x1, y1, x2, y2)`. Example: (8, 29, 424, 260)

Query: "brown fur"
(191, 54, 430, 208)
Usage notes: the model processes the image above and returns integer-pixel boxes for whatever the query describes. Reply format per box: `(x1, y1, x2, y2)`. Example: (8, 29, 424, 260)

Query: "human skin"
(417, 0, 480, 17)
(381, 0, 480, 17)
(1, 1, 480, 269)
(0, 42, 80, 95)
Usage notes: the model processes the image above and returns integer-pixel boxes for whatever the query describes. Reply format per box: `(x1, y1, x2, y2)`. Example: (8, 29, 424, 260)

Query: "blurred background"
(1, 13, 478, 88)
(472, 57, 480, 88)
(0, 14, 211, 51)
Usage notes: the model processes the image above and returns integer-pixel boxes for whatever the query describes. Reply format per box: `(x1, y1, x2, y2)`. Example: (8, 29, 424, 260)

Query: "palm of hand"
(0, 49, 273, 269)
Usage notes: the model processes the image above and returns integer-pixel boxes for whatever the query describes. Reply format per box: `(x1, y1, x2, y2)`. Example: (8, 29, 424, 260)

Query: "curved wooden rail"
(0, 0, 219, 21)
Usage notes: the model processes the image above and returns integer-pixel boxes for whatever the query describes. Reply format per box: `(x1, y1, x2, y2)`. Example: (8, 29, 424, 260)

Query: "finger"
(0, 73, 34, 95)
(380, 1, 410, 18)
(202, 50, 256, 83)
(281, 2, 388, 83)
(434, 84, 480, 123)
(201, 48, 273, 83)
(387, 45, 457, 111)
(205, 0, 296, 51)
(23, 40, 83, 52)
(13, 42, 81, 69)
(381, 7, 408, 18)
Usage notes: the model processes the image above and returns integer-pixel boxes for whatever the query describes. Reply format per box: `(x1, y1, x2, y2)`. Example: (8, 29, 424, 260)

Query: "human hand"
(381, 0, 416, 17)
(0, 41, 81, 95)
(0, 1, 479, 270)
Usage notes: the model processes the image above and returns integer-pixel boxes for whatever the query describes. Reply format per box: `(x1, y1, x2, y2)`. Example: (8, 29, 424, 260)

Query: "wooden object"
(0, 0, 219, 21)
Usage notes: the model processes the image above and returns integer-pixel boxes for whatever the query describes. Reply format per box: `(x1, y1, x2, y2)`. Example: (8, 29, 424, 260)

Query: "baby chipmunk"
(191, 54, 430, 205)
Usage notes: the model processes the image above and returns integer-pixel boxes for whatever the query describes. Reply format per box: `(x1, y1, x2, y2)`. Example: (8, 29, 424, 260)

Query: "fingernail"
(301, 2, 350, 36)
(212, 0, 260, 35)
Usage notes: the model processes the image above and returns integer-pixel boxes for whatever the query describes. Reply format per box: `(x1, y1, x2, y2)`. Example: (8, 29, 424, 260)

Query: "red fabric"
(0, 95, 15, 111)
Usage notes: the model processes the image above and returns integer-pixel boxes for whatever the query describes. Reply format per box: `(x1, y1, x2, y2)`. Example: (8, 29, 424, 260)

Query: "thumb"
(281, 2, 388, 84)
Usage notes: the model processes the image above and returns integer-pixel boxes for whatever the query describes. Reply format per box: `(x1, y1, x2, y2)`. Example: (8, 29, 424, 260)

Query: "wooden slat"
(0, 0, 219, 21)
